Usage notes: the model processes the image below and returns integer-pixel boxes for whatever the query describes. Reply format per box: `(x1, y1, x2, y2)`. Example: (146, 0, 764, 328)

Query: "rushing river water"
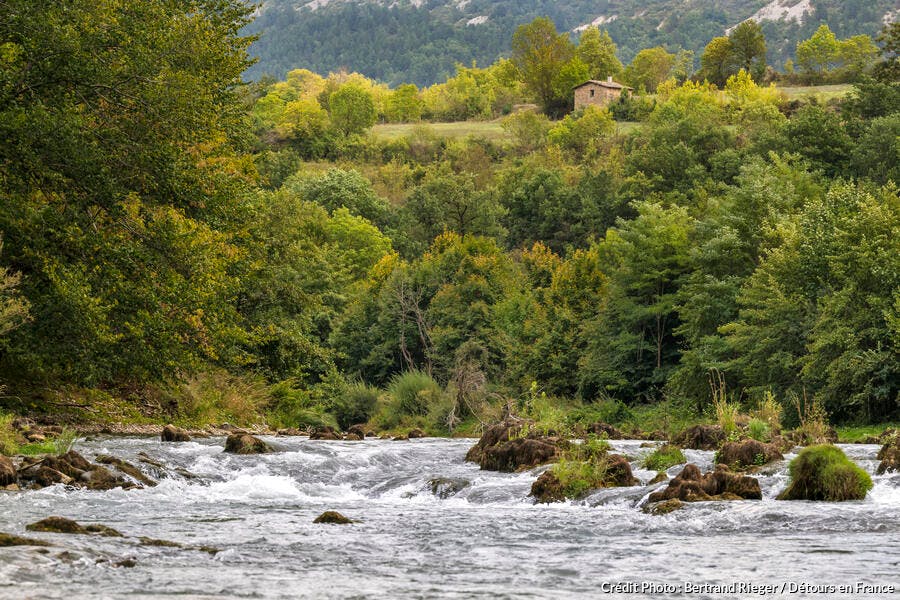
(0, 436, 898, 599)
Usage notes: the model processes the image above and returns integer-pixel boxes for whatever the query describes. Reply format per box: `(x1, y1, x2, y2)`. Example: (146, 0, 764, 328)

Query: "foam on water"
(0, 436, 897, 599)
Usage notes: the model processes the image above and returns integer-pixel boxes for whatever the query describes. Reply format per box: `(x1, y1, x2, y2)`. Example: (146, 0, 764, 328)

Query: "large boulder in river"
(465, 418, 564, 472)
(715, 439, 783, 470)
(161, 424, 191, 442)
(647, 463, 761, 503)
(672, 425, 725, 450)
(0, 456, 16, 486)
(778, 444, 872, 501)
(530, 471, 566, 504)
(310, 426, 341, 441)
(877, 435, 900, 475)
(224, 433, 272, 454)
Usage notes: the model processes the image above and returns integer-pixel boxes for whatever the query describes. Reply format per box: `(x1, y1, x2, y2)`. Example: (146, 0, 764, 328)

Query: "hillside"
(244, 0, 898, 84)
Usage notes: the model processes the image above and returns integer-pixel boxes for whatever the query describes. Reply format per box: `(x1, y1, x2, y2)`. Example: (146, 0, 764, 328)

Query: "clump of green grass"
(710, 369, 740, 436)
(778, 444, 872, 501)
(747, 418, 771, 442)
(642, 444, 687, 471)
(176, 370, 269, 427)
(0, 414, 17, 456)
(551, 456, 611, 499)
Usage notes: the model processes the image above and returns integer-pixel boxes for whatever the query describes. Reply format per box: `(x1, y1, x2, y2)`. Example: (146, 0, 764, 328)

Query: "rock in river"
(466, 417, 564, 472)
(0, 455, 17, 486)
(224, 433, 272, 455)
(647, 464, 761, 503)
(313, 511, 354, 524)
(26, 517, 122, 537)
(715, 439, 783, 470)
(161, 424, 191, 442)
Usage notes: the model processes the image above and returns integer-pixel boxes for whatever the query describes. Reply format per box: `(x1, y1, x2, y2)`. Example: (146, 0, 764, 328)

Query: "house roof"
(574, 79, 631, 90)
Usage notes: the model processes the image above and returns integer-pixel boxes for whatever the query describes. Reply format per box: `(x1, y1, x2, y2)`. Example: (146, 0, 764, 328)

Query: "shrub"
(751, 391, 782, 431)
(747, 418, 771, 442)
(524, 394, 570, 436)
(176, 371, 268, 427)
(778, 445, 873, 501)
(267, 380, 338, 430)
(642, 444, 687, 471)
(0, 414, 18, 455)
(567, 398, 632, 428)
(387, 370, 443, 417)
(709, 369, 739, 435)
(332, 382, 380, 430)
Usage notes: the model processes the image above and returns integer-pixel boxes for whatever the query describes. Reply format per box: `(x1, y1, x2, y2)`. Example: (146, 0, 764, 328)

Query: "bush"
(567, 398, 632, 428)
(0, 414, 18, 455)
(747, 418, 771, 442)
(176, 371, 268, 427)
(267, 380, 338, 430)
(332, 382, 380, 430)
(642, 444, 687, 471)
(387, 370, 442, 416)
(778, 445, 873, 501)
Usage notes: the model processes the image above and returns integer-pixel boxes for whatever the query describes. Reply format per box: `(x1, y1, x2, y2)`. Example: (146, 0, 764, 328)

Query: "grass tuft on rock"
(642, 444, 686, 471)
(778, 444, 872, 501)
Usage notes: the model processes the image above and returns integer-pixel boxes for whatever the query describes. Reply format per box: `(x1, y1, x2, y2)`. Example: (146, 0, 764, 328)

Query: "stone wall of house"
(574, 84, 622, 110)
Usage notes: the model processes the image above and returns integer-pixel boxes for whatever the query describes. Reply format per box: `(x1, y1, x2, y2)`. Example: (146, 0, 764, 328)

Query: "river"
(0, 437, 898, 599)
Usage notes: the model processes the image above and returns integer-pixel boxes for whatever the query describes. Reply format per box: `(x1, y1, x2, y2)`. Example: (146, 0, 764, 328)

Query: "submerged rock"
(161, 424, 191, 443)
(648, 471, 668, 485)
(715, 439, 783, 470)
(26, 517, 122, 537)
(647, 464, 761, 503)
(0, 532, 52, 547)
(313, 511, 354, 524)
(466, 418, 563, 472)
(642, 498, 684, 515)
(429, 477, 470, 499)
(672, 425, 725, 450)
(223, 433, 272, 454)
(778, 444, 872, 501)
(95, 455, 157, 487)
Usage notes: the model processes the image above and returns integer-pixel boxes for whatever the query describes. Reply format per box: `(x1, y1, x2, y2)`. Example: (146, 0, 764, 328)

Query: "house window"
(589, 89, 595, 98)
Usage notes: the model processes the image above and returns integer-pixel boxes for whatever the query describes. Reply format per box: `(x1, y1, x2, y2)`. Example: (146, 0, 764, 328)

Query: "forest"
(0, 1, 898, 442)
(245, 0, 898, 85)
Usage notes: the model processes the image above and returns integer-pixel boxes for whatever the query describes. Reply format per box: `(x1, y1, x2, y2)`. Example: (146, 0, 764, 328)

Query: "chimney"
(607, 76, 613, 83)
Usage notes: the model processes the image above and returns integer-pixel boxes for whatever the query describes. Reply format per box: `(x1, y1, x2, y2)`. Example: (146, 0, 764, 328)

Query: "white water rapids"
(0, 437, 898, 599)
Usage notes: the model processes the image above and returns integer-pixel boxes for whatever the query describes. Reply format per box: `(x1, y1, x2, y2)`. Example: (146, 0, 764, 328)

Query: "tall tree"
(576, 28, 623, 81)
(624, 47, 676, 93)
(728, 20, 767, 81)
(511, 18, 575, 114)
(0, 0, 255, 385)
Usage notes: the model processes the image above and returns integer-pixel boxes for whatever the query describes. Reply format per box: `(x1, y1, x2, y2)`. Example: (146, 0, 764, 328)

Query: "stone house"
(573, 77, 630, 109)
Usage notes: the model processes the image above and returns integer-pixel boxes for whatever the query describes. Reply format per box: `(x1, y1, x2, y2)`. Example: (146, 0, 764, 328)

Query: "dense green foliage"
(0, 5, 897, 434)
(243, 0, 896, 85)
